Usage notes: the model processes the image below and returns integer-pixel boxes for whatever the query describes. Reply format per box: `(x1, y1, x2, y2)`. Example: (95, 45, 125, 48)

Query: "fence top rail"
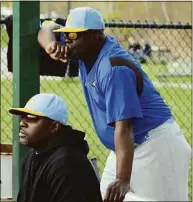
(1, 16, 192, 29)
(104, 21, 192, 30)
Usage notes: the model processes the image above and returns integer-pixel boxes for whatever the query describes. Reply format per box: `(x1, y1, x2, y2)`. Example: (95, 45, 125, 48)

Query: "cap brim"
(53, 27, 88, 33)
(9, 108, 45, 117)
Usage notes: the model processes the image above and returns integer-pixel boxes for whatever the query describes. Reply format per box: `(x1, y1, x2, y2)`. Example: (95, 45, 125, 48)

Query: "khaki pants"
(100, 118, 191, 201)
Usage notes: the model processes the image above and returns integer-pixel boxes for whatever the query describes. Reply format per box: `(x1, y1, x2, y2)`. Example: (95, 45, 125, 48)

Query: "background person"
(128, 37, 152, 63)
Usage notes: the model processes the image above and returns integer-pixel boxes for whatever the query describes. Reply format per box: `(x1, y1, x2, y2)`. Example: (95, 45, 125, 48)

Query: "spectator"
(128, 37, 152, 63)
(9, 93, 103, 202)
(140, 39, 152, 63)
(141, 39, 152, 57)
(128, 37, 142, 53)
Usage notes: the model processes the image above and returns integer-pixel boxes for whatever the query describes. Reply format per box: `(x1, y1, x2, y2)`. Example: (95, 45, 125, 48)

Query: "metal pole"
(12, 1, 40, 200)
(67, 1, 71, 15)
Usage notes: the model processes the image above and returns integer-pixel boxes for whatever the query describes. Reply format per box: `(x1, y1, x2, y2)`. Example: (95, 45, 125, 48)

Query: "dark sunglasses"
(63, 30, 96, 41)
(20, 114, 49, 121)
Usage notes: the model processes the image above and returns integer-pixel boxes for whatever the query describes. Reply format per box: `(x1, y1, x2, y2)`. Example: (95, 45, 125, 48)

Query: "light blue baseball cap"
(54, 7, 105, 33)
(9, 93, 68, 125)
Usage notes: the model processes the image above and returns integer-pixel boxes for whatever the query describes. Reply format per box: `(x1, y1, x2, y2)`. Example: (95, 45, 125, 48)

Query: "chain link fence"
(1, 16, 192, 199)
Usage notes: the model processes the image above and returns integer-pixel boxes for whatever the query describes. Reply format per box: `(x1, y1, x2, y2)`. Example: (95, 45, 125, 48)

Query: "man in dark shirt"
(9, 93, 103, 202)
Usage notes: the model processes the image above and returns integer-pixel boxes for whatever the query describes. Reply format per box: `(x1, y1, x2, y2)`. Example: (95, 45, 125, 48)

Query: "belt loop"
(134, 133, 150, 150)
(145, 133, 150, 140)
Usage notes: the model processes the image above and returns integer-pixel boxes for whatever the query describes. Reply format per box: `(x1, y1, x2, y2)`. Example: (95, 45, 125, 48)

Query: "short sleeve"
(105, 66, 143, 125)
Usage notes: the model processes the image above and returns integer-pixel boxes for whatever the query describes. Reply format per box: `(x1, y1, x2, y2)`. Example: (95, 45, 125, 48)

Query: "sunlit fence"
(1, 16, 192, 199)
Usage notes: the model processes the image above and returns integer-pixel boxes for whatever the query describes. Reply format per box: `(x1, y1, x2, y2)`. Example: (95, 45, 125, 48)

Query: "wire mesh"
(1, 17, 192, 199)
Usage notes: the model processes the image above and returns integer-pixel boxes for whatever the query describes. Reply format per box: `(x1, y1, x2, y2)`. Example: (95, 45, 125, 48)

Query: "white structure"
(1, 7, 12, 16)
(166, 59, 192, 76)
(1, 153, 12, 200)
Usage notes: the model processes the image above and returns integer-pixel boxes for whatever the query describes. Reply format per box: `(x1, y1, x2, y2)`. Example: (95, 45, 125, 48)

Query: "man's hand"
(104, 119, 134, 202)
(104, 178, 130, 202)
(45, 41, 67, 63)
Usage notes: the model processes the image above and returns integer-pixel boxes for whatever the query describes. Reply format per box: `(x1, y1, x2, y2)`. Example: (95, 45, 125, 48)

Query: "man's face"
(64, 30, 98, 60)
(19, 114, 53, 149)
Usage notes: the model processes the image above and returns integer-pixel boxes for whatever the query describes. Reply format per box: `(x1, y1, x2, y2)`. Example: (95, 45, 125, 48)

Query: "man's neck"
(33, 136, 54, 154)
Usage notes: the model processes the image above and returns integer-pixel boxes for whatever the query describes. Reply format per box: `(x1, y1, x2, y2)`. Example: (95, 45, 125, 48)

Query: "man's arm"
(38, 22, 67, 62)
(38, 23, 60, 49)
(103, 66, 143, 202)
(115, 119, 134, 183)
(104, 119, 134, 202)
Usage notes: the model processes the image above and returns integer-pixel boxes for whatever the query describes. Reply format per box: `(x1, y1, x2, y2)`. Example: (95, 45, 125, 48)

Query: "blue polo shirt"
(78, 36, 172, 151)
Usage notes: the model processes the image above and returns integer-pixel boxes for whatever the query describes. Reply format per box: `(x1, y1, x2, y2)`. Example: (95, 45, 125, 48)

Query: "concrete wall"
(1, 154, 12, 199)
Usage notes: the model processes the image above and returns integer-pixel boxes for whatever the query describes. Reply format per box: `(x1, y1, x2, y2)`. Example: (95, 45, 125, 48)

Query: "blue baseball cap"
(9, 93, 68, 125)
(53, 7, 105, 33)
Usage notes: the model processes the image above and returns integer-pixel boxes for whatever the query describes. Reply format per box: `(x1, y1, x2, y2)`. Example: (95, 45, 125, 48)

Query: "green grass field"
(1, 63, 192, 199)
(1, 28, 9, 48)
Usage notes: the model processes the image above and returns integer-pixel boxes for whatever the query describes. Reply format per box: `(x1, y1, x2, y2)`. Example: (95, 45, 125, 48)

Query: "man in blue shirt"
(38, 7, 191, 202)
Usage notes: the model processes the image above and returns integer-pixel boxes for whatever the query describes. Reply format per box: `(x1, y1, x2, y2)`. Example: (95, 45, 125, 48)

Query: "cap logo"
(91, 81, 96, 87)
(66, 14, 72, 25)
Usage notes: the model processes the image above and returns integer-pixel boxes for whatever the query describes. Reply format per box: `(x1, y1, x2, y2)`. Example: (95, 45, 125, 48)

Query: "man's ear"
(50, 121, 61, 134)
(94, 30, 104, 42)
(94, 32, 100, 40)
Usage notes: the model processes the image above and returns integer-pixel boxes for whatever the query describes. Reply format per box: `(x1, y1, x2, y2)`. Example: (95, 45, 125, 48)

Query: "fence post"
(12, 2, 40, 200)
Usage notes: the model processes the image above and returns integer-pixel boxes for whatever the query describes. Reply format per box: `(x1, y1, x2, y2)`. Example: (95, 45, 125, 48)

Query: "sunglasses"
(63, 30, 96, 41)
(20, 114, 49, 121)
(63, 32, 82, 40)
